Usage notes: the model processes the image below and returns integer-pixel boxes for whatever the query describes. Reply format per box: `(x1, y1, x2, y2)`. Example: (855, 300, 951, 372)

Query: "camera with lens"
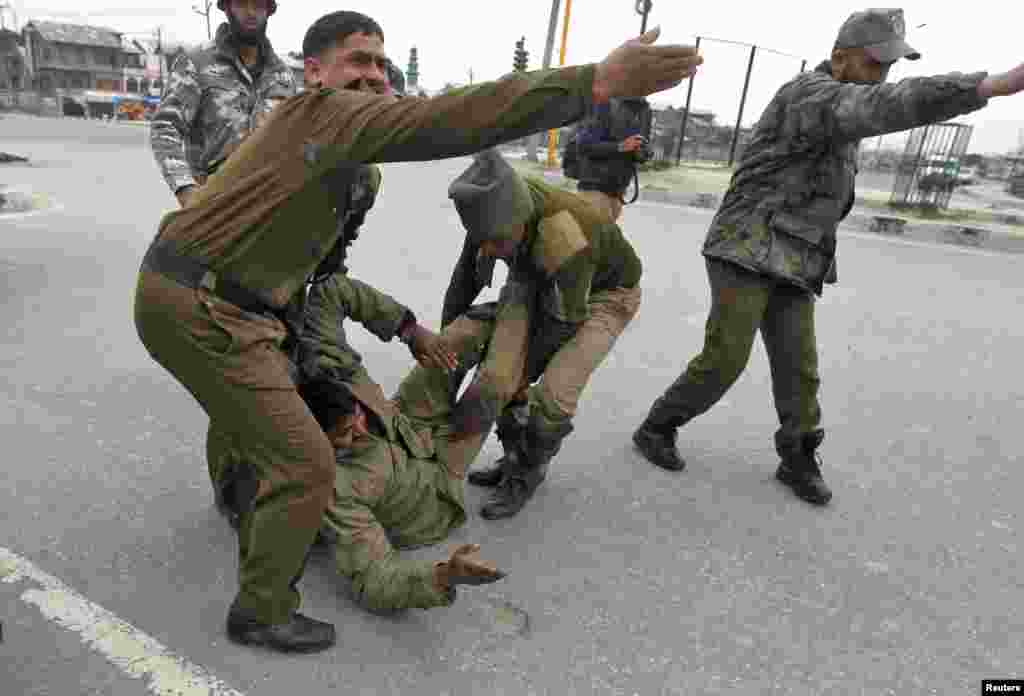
(634, 136, 654, 163)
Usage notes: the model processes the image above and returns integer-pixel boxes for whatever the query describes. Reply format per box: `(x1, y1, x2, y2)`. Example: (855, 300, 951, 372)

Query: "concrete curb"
(527, 168, 1024, 255)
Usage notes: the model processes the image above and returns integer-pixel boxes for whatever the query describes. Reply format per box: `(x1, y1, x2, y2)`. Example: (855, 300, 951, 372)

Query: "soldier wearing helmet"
(150, 0, 296, 208)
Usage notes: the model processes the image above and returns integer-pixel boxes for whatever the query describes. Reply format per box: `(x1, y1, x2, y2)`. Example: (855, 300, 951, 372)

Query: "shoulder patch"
(533, 210, 589, 276)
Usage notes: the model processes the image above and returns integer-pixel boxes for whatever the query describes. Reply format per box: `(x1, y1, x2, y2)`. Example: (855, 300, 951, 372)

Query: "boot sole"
(632, 432, 686, 472)
(775, 468, 832, 505)
(226, 629, 336, 654)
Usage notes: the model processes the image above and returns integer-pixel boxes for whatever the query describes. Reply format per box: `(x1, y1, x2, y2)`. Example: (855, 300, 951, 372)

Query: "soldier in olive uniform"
(208, 13, 413, 531)
(442, 151, 643, 520)
(133, 5, 703, 652)
(633, 9, 1024, 506)
(150, 0, 296, 208)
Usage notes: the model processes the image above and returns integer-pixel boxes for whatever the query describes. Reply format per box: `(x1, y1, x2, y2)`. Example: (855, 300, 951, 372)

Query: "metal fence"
(642, 35, 810, 168)
(890, 122, 974, 210)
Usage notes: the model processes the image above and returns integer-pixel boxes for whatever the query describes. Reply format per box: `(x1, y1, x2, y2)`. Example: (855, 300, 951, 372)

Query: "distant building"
(23, 21, 124, 92)
(0, 28, 28, 90)
(123, 37, 165, 97)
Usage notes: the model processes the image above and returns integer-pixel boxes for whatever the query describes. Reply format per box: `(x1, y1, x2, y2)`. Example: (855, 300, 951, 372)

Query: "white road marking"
(0, 547, 246, 696)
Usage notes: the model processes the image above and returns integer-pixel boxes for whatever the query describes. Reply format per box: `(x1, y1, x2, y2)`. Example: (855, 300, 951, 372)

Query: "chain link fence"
(645, 36, 809, 168)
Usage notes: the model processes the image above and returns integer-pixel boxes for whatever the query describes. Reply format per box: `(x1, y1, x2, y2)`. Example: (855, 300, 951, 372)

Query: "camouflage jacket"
(703, 61, 988, 295)
(300, 273, 464, 611)
(441, 176, 643, 328)
(150, 22, 296, 194)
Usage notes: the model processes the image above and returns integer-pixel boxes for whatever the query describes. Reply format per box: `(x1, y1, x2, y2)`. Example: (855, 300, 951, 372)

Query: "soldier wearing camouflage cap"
(443, 150, 643, 520)
(633, 8, 1024, 506)
(150, 0, 296, 208)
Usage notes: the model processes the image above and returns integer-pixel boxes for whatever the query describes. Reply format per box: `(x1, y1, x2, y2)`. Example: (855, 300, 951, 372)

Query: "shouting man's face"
(305, 32, 391, 95)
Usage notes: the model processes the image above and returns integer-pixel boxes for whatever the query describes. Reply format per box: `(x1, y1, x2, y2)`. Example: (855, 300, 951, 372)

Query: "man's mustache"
(343, 78, 389, 94)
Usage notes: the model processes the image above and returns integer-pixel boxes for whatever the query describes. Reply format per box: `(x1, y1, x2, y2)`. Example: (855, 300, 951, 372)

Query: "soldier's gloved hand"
(593, 27, 702, 103)
(979, 62, 1024, 99)
(436, 544, 507, 588)
(405, 324, 458, 373)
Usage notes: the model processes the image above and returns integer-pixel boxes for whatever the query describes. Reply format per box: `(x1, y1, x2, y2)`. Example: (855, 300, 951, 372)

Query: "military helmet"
(218, 0, 278, 15)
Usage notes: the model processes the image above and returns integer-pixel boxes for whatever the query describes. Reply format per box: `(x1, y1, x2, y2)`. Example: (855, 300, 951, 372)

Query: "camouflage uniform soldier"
(133, 9, 703, 653)
(150, 0, 296, 208)
(632, 9, 1024, 506)
(442, 151, 643, 520)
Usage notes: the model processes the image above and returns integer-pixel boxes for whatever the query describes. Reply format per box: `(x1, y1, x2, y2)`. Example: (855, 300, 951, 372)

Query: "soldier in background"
(632, 8, 1024, 506)
(572, 96, 653, 222)
(150, 0, 296, 208)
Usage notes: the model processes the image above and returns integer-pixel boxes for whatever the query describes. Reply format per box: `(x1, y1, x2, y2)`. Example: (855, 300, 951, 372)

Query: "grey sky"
(8, 0, 1022, 153)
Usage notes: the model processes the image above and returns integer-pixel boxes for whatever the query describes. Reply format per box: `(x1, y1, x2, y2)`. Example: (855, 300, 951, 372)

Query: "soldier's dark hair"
(298, 379, 357, 431)
(302, 11, 384, 60)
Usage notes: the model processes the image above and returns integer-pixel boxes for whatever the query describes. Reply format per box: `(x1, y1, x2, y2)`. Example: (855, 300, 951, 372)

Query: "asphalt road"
(1, 115, 1022, 695)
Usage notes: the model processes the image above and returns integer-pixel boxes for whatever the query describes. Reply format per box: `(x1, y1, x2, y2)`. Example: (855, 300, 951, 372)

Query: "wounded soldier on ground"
(297, 276, 535, 610)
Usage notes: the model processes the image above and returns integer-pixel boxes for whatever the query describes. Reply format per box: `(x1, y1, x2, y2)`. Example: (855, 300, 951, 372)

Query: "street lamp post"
(546, 0, 572, 168)
(635, 0, 652, 35)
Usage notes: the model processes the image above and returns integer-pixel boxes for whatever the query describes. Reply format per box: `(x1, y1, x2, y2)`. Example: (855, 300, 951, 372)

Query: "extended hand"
(446, 544, 506, 586)
(409, 325, 459, 372)
(594, 27, 702, 103)
(979, 62, 1024, 99)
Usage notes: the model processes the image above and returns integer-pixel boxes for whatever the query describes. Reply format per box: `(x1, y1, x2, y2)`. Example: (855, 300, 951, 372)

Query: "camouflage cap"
(835, 8, 920, 62)
(449, 150, 535, 245)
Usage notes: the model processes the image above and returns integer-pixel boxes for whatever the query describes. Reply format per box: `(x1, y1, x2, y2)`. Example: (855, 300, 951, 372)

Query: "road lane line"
(0, 547, 246, 696)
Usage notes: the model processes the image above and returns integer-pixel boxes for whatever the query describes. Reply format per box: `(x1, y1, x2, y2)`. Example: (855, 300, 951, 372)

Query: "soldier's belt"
(142, 240, 273, 315)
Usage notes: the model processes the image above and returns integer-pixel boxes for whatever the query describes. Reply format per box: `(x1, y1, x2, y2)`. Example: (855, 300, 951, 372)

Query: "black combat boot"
(480, 417, 572, 520)
(226, 608, 336, 653)
(467, 402, 528, 487)
(632, 416, 686, 472)
(775, 430, 832, 505)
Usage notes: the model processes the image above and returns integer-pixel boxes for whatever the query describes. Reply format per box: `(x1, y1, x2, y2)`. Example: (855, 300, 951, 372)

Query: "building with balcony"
(0, 28, 28, 90)
(22, 21, 124, 93)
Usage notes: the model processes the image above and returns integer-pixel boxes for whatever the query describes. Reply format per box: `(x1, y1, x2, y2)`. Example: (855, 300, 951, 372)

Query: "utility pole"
(526, 0, 561, 163)
(546, 0, 572, 167)
(193, 0, 214, 41)
(635, 0, 652, 34)
(155, 26, 164, 94)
